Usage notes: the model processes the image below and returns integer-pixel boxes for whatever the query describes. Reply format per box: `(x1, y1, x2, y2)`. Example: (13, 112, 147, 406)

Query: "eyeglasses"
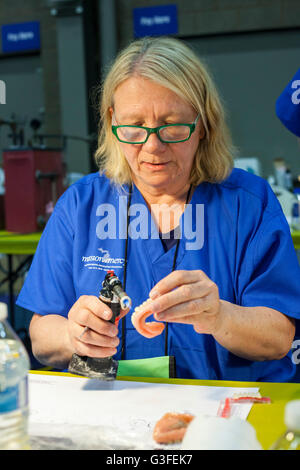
(112, 114, 200, 144)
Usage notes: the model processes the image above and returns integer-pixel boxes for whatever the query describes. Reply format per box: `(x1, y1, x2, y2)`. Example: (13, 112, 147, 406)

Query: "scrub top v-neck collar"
(129, 182, 198, 271)
(124, 182, 193, 359)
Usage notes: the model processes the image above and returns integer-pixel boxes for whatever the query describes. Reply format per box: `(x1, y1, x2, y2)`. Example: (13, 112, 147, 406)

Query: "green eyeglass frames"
(112, 114, 200, 144)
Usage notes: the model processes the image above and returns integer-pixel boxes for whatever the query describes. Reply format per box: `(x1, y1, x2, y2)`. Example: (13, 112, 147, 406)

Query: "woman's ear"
(199, 125, 206, 140)
(109, 106, 114, 120)
(198, 116, 206, 140)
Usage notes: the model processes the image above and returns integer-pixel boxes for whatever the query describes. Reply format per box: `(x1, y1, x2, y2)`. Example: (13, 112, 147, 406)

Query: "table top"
(120, 376, 300, 450)
(292, 230, 300, 250)
(0, 230, 42, 254)
(30, 370, 300, 450)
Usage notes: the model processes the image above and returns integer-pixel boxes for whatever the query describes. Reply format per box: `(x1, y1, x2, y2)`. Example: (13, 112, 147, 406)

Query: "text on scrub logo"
(98, 247, 110, 259)
(0, 80, 6, 104)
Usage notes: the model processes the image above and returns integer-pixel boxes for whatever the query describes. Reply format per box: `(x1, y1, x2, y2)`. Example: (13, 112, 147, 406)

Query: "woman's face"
(110, 76, 204, 198)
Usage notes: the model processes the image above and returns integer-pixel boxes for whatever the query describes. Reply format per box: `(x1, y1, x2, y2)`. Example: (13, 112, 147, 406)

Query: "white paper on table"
(28, 373, 259, 450)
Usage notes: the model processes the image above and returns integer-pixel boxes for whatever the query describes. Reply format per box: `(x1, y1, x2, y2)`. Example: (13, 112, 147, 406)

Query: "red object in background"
(3, 149, 65, 233)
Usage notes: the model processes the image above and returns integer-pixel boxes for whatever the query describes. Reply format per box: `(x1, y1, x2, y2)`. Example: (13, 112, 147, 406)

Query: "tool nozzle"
(104, 271, 132, 310)
(119, 295, 131, 310)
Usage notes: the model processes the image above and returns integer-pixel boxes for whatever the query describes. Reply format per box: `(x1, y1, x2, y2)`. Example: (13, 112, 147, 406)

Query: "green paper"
(117, 356, 170, 378)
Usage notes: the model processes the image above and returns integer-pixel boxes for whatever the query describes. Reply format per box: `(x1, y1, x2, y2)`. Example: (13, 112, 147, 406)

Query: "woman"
(17, 37, 300, 381)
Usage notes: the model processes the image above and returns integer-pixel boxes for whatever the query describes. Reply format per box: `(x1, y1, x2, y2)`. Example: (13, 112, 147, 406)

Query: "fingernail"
(110, 325, 118, 336)
(156, 313, 165, 320)
(104, 310, 111, 320)
(149, 289, 159, 299)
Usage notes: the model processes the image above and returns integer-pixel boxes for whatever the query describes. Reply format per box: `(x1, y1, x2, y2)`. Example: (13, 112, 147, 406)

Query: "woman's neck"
(133, 181, 193, 233)
(134, 181, 192, 207)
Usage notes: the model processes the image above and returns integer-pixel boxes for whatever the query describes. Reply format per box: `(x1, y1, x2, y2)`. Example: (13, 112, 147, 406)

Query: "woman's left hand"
(149, 270, 222, 335)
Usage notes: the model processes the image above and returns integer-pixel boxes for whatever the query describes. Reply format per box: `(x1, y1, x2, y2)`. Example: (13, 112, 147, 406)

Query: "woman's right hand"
(67, 295, 128, 358)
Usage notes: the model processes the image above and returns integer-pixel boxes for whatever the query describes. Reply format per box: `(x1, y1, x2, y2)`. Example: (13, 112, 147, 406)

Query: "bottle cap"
(0, 302, 8, 321)
(284, 400, 300, 430)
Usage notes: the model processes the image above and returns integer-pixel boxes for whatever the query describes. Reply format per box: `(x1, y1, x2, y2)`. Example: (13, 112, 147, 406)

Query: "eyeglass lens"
(116, 125, 191, 143)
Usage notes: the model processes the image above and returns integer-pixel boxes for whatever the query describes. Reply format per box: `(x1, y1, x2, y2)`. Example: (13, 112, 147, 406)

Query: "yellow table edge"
(0, 231, 42, 255)
(292, 230, 300, 250)
(0, 230, 298, 254)
(29, 370, 300, 450)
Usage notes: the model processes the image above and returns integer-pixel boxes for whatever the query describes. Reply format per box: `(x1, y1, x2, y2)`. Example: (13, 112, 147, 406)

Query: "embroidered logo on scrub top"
(81, 248, 125, 272)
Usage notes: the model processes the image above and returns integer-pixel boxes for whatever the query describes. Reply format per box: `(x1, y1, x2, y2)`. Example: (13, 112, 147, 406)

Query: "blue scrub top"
(17, 168, 300, 382)
(276, 68, 300, 137)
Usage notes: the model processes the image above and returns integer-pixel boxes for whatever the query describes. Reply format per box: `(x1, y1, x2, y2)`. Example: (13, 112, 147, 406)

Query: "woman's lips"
(142, 161, 170, 170)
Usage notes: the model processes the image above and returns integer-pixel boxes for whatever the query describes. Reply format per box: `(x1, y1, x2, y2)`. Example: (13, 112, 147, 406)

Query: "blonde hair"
(95, 36, 234, 185)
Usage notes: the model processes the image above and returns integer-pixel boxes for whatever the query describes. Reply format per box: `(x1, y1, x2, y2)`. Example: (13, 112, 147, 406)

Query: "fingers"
(146, 271, 220, 332)
(149, 271, 217, 314)
(150, 282, 212, 315)
(76, 295, 113, 321)
(68, 295, 124, 358)
(149, 270, 210, 299)
(74, 341, 118, 358)
(87, 309, 118, 335)
(153, 295, 213, 322)
(77, 325, 120, 348)
(69, 295, 120, 332)
(73, 296, 130, 325)
(74, 325, 120, 358)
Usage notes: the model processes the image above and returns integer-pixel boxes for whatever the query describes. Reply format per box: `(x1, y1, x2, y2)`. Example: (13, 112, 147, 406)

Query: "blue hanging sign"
(133, 5, 178, 38)
(1, 21, 40, 54)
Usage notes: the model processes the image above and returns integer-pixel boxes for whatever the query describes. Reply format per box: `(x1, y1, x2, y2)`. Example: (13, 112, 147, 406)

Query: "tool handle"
(101, 297, 120, 324)
(110, 301, 121, 324)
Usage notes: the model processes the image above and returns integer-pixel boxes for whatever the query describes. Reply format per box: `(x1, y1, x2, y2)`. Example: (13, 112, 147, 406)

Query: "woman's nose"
(142, 132, 166, 152)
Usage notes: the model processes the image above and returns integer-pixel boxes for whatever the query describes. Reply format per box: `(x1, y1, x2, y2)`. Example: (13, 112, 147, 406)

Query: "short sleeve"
(238, 210, 300, 320)
(16, 200, 76, 317)
(276, 67, 300, 137)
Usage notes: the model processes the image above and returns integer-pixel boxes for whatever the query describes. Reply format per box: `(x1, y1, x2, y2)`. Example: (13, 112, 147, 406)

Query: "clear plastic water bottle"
(0, 302, 30, 449)
(270, 400, 300, 450)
